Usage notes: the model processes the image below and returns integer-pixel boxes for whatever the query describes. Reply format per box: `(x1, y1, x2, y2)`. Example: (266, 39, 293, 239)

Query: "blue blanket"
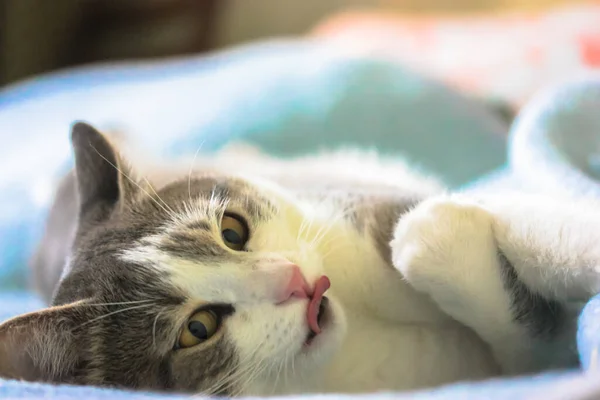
(0, 38, 599, 398)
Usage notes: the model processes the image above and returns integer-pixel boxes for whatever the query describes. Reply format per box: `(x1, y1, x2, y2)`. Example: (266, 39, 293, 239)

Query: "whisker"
(309, 219, 339, 250)
(300, 213, 315, 244)
(284, 346, 294, 383)
(320, 242, 354, 260)
(301, 197, 342, 244)
(142, 176, 176, 217)
(187, 141, 206, 204)
(314, 227, 350, 250)
(235, 358, 269, 397)
(308, 203, 361, 249)
(207, 356, 256, 393)
(271, 357, 285, 395)
(194, 338, 260, 395)
(75, 303, 156, 330)
(199, 334, 271, 396)
(197, 351, 262, 396)
(90, 145, 173, 216)
(215, 361, 261, 396)
(152, 308, 166, 350)
(289, 343, 297, 383)
(306, 209, 341, 249)
(78, 299, 158, 307)
(297, 215, 311, 243)
(276, 347, 293, 395)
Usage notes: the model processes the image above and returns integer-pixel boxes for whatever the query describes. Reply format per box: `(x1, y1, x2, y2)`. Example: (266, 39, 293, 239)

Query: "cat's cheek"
(286, 296, 347, 393)
(225, 301, 310, 361)
(222, 296, 345, 395)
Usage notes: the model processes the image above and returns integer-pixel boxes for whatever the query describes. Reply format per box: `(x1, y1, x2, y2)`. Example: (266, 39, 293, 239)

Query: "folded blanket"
(1, 38, 600, 399)
(311, 5, 600, 108)
(464, 74, 600, 195)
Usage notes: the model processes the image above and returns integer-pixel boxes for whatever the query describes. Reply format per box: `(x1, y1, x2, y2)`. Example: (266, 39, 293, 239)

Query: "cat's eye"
(221, 214, 249, 251)
(178, 310, 219, 348)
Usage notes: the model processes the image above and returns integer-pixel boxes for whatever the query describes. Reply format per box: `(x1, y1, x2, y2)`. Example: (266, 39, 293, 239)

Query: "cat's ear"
(71, 121, 138, 221)
(0, 303, 83, 382)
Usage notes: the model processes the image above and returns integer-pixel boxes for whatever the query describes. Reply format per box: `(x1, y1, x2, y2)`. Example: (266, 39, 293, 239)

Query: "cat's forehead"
(134, 174, 277, 225)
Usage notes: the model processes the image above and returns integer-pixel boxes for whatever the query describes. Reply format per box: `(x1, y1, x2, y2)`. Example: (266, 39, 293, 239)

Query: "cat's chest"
(322, 312, 498, 393)
(320, 222, 449, 325)
(318, 222, 499, 393)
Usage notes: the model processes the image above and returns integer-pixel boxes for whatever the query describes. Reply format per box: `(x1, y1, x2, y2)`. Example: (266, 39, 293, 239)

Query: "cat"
(0, 121, 590, 396)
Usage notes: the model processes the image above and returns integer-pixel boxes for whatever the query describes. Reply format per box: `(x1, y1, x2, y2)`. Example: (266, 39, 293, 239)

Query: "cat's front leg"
(390, 194, 588, 374)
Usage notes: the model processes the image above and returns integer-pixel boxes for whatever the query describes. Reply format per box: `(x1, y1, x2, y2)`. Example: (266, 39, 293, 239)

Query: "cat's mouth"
(305, 296, 329, 344)
(305, 276, 331, 345)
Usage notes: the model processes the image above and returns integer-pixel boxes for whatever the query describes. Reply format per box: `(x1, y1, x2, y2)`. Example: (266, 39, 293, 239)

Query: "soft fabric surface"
(463, 73, 600, 196)
(1, 38, 600, 398)
(311, 5, 600, 107)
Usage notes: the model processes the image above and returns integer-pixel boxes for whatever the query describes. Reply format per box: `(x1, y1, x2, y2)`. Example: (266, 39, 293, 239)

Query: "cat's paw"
(390, 195, 500, 301)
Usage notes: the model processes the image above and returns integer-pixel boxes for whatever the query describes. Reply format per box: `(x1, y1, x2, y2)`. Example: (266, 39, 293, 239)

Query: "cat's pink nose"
(277, 264, 311, 304)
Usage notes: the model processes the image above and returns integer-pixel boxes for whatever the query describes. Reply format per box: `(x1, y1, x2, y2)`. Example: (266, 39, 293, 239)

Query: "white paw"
(391, 195, 537, 374)
(391, 195, 500, 302)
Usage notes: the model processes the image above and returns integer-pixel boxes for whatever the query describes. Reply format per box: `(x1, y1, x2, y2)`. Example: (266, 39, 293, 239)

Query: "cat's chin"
(297, 295, 346, 361)
(273, 301, 347, 397)
(252, 303, 347, 398)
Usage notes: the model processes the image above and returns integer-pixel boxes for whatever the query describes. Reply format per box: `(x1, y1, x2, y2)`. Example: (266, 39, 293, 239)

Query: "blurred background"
(2, 0, 599, 107)
(3, 4, 600, 399)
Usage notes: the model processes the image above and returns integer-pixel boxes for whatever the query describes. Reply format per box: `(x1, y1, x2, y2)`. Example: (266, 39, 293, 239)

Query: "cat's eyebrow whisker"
(187, 141, 206, 204)
(301, 207, 360, 258)
(315, 234, 345, 249)
(305, 206, 344, 249)
(209, 187, 217, 206)
(90, 145, 173, 217)
(297, 215, 312, 243)
(299, 213, 316, 244)
(212, 197, 230, 217)
(308, 217, 340, 250)
(201, 187, 227, 219)
(320, 242, 354, 260)
(314, 228, 348, 250)
(80, 299, 158, 308)
(313, 225, 356, 257)
(308, 203, 361, 249)
(74, 303, 156, 330)
(141, 176, 176, 217)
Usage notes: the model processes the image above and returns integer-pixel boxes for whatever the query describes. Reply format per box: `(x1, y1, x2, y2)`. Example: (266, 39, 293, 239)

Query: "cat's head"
(0, 123, 346, 396)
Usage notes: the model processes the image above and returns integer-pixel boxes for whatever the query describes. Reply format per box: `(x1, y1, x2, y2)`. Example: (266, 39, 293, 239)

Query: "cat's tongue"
(307, 276, 331, 334)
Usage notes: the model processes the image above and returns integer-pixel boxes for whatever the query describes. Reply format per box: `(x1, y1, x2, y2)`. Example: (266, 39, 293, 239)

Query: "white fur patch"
(119, 189, 501, 394)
